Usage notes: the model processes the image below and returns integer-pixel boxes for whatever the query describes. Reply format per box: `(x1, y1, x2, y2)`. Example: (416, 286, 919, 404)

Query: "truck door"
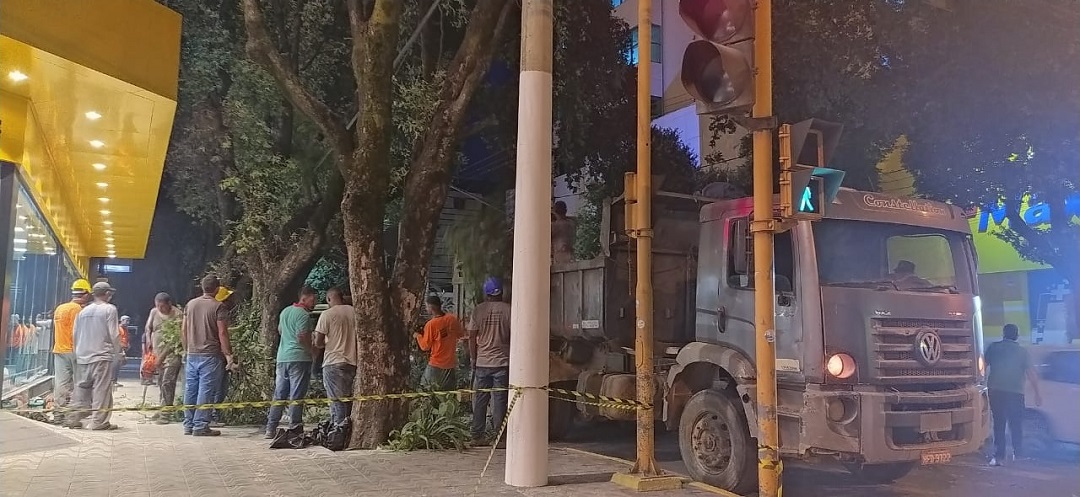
(716, 216, 801, 371)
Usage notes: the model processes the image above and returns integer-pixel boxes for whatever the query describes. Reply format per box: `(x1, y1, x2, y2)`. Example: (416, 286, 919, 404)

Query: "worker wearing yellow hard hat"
(51, 279, 94, 421)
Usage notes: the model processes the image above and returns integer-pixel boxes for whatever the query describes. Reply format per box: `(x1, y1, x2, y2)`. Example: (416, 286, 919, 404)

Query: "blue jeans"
(211, 370, 230, 423)
(266, 361, 312, 433)
(322, 363, 356, 425)
(183, 354, 224, 432)
(471, 366, 509, 439)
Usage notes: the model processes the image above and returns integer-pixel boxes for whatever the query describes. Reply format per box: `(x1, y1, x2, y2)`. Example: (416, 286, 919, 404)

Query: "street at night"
(562, 421, 1080, 497)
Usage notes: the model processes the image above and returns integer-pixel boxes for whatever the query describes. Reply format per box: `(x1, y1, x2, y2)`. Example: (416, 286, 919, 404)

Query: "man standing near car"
(181, 275, 233, 436)
(467, 277, 511, 445)
(985, 323, 1043, 466)
(313, 287, 356, 426)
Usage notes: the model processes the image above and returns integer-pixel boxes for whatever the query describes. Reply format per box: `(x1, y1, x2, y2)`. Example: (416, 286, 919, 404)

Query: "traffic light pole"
(632, 0, 659, 480)
(751, 1, 782, 496)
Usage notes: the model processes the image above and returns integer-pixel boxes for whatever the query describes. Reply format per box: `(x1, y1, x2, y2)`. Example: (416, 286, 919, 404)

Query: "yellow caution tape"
(3, 385, 650, 415)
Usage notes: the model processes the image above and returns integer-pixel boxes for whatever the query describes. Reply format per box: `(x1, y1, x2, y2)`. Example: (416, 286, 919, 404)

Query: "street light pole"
(504, 0, 552, 488)
(750, 0, 781, 496)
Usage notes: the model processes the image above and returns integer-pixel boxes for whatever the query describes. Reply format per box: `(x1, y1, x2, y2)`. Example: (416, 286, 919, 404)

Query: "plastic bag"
(269, 426, 311, 449)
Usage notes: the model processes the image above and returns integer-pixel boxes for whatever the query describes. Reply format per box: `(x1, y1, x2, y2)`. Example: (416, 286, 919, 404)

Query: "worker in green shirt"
(265, 285, 317, 438)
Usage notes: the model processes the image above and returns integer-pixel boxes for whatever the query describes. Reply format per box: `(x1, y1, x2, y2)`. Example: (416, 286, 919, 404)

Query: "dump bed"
(549, 191, 712, 351)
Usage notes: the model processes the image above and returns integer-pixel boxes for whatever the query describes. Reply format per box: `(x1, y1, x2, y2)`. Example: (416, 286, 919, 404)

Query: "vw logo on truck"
(915, 329, 944, 366)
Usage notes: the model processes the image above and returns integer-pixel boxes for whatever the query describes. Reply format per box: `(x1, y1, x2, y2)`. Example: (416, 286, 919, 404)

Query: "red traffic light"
(678, 0, 753, 44)
(680, 40, 754, 112)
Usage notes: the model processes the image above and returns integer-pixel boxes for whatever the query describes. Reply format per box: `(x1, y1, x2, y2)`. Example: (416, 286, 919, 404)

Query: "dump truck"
(547, 185, 989, 493)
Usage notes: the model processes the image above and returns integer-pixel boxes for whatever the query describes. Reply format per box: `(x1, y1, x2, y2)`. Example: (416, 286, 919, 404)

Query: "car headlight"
(826, 353, 857, 379)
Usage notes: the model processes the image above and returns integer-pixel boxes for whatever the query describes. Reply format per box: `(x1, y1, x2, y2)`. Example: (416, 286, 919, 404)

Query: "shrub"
(384, 396, 471, 451)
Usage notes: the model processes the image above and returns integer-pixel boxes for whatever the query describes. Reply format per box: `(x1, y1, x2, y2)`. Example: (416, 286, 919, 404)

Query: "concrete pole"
(750, 1, 781, 496)
(505, 0, 552, 488)
(631, 0, 660, 478)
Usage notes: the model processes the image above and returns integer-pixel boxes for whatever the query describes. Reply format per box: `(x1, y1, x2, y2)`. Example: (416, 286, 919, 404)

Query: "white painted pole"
(505, 0, 553, 488)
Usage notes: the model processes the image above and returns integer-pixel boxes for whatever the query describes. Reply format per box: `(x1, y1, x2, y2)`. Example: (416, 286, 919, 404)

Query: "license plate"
(920, 450, 952, 465)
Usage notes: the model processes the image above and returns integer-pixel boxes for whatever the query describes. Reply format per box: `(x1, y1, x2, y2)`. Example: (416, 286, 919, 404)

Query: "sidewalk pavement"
(1, 383, 719, 497)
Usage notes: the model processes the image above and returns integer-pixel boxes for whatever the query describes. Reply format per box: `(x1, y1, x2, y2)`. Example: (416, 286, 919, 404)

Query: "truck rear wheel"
(843, 462, 916, 483)
(678, 389, 757, 494)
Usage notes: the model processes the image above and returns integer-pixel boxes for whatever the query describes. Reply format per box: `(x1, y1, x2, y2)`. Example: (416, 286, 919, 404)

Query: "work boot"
(192, 429, 221, 437)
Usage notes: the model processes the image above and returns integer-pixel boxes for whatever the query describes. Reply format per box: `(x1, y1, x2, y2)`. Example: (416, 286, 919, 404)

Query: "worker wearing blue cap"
(467, 277, 512, 445)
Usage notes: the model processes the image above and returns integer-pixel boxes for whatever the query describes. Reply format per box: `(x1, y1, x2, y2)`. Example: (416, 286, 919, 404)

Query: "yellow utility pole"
(632, 0, 659, 478)
(751, 0, 781, 496)
(613, 1, 682, 491)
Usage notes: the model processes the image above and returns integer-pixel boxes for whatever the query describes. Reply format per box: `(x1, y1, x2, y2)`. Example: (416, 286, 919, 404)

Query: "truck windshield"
(812, 220, 972, 293)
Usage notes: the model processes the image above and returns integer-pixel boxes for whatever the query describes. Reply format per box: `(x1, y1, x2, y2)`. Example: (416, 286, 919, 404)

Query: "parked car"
(1024, 345, 1080, 454)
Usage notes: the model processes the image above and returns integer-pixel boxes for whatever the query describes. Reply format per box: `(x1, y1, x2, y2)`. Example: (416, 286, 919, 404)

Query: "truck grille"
(871, 318, 974, 387)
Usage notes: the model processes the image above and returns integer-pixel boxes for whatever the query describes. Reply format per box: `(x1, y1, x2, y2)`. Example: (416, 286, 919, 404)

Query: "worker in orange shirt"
(52, 279, 93, 420)
(415, 295, 464, 391)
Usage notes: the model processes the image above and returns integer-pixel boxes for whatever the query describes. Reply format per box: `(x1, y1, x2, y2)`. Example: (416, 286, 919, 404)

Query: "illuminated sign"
(976, 192, 1080, 233)
(799, 177, 824, 215)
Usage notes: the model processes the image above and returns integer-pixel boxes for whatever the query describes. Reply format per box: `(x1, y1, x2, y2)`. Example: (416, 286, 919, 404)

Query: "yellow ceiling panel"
(0, 0, 180, 261)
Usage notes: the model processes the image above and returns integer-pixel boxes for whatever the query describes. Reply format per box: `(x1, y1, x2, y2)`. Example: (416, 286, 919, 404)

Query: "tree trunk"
(342, 182, 410, 448)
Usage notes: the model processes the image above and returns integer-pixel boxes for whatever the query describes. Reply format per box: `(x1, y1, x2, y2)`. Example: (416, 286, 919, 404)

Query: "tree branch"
(390, 0, 514, 333)
(240, 0, 352, 159)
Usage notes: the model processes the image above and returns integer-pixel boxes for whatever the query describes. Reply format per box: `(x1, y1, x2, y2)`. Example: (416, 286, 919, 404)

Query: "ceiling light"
(13, 238, 27, 244)
(98, 197, 110, 203)
(92, 163, 107, 171)
(18, 215, 27, 221)
(106, 244, 115, 249)
(13, 227, 23, 233)
(104, 229, 114, 235)
(103, 221, 113, 226)
(14, 247, 27, 253)
(96, 182, 109, 188)
(85, 111, 102, 120)
(105, 237, 114, 242)
(89, 140, 104, 148)
(7, 70, 28, 82)
(100, 210, 111, 215)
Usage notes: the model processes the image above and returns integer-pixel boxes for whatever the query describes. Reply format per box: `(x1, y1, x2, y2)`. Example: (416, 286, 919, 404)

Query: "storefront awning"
(0, 0, 180, 267)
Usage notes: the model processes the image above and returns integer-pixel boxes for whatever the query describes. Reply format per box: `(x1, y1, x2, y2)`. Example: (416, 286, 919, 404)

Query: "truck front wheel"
(678, 389, 757, 494)
(843, 462, 916, 483)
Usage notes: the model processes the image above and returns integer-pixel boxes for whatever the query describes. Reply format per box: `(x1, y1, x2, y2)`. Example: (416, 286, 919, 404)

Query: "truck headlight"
(826, 353, 857, 379)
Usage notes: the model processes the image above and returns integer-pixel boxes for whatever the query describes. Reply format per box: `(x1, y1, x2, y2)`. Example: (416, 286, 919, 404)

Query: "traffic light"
(678, 0, 755, 115)
(778, 119, 846, 220)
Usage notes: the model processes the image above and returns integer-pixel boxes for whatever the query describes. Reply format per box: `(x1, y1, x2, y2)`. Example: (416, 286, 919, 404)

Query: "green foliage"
(573, 194, 602, 261)
(305, 257, 349, 300)
(446, 198, 512, 303)
(385, 397, 471, 451)
(213, 304, 276, 425)
(158, 316, 183, 360)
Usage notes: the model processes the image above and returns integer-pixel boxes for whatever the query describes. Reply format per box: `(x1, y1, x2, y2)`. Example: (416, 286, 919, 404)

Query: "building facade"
(0, 0, 181, 400)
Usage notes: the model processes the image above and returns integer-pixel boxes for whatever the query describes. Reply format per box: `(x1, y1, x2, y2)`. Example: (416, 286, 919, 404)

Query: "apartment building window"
(626, 24, 662, 65)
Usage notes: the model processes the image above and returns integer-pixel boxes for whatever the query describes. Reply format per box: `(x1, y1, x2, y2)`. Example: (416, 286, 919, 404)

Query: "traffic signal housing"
(678, 0, 755, 115)
(778, 119, 846, 220)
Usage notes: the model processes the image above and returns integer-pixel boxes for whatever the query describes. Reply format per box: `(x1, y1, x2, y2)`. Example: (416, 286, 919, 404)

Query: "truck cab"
(666, 188, 988, 491)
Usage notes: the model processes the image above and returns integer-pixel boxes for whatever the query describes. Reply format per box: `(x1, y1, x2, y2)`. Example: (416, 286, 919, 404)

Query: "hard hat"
(483, 277, 503, 297)
(71, 279, 92, 294)
(215, 286, 234, 302)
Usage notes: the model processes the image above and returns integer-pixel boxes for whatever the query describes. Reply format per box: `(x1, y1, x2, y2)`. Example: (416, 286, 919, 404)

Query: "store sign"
(976, 192, 1080, 233)
(102, 264, 131, 273)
